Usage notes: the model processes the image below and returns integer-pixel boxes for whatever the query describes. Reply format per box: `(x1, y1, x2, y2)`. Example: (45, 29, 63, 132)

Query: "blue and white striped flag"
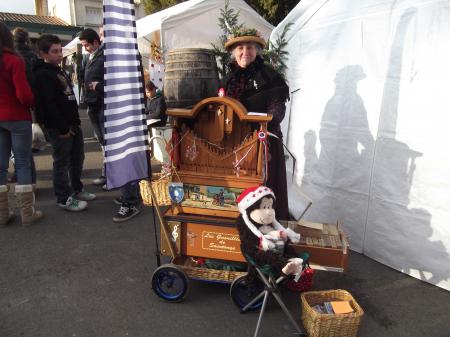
(103, 0, 150, 189)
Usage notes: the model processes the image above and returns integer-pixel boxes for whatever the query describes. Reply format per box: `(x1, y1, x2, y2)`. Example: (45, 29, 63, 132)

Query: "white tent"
(135, 0, 273, 63)
(271, 0, 450, 290)
(63, 0, 273, 59)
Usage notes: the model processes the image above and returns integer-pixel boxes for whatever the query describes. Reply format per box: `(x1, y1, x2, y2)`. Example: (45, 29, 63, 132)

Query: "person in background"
(145, 80, 168, 159)
(78, 28, 106, 187)
(145, 80, 167, 128)
(10, 27, 39, 186)
(223, 28, 290, 220)
(33, 34, 95, 211)
(0, 22, 43, 227)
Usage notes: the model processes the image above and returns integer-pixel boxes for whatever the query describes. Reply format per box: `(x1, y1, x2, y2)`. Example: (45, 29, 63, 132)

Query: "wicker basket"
(139, 175, 172, 206)
(301, 289, 364, 337)
(174, 257, 246, 283)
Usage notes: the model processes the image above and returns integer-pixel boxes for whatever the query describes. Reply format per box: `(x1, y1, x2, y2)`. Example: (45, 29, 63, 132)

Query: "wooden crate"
(287, 221, 349, 272)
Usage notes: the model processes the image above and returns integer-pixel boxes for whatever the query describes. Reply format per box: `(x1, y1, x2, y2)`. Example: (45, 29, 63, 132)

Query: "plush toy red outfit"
(236, 186, 304, 281)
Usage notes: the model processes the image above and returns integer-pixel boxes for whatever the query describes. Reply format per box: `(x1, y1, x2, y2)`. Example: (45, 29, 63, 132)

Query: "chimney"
(35, 0, 49, 16)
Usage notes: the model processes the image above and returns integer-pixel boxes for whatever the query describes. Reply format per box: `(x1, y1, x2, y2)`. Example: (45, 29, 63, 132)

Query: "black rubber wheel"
(151, 264, 188, 302)
(230, 274, 264, 311)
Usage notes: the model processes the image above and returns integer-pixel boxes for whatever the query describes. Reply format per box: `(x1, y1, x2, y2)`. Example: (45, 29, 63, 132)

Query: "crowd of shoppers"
(1, 24, 147, 225)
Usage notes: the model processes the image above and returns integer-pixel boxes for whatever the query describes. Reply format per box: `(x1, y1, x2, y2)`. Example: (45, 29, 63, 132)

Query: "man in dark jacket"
(79, 28, 106, 186)
(34, 34, 95, 211)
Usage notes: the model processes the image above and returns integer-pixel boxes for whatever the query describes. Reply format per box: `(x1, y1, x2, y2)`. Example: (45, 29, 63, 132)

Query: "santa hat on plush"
(237, 186, 300, 251)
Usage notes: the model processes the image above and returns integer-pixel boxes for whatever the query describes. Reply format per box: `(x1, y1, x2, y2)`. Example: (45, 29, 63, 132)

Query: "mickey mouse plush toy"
(236, 186, 305, 281)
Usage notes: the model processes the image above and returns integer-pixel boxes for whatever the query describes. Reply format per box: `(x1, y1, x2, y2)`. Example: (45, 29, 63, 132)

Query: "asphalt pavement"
(1, 109, 449, 337)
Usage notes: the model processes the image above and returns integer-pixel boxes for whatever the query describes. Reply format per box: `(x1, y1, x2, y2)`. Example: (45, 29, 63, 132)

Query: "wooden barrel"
(164, 48, 219, 108)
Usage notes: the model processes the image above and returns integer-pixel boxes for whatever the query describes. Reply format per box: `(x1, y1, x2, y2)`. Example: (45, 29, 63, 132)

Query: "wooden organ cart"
(147, 96, 275, 303)
(145, 96, 349, 305)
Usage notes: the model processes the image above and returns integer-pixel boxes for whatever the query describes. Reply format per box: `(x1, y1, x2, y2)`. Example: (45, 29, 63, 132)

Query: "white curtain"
(273, 0, 450, 290)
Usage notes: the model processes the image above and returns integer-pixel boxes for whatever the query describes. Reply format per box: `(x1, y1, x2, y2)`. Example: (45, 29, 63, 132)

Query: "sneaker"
(74, 190, 96, 201)
(58, 196, 88, 212)
(113, 203, 140, 223)
(113, 196, 123, 205)
(93, 176, 106, 186)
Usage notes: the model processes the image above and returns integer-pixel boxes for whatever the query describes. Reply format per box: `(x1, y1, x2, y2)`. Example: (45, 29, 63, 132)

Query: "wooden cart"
(142, 96, 349, 303)
(142, 96, 272, 303)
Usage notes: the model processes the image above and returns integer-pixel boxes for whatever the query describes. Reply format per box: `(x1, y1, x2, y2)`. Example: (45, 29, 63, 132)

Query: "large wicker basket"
(174, 257, 246, 283)
(139, 175, 172, 206)
(301, 289, 364, 337)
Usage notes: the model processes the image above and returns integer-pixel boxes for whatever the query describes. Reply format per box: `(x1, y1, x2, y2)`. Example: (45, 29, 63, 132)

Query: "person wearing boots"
(33, 34, 95, 211)
(12, 27, 39, 186)
(0, 22, 43, 227)
(79, 28, 106, 187)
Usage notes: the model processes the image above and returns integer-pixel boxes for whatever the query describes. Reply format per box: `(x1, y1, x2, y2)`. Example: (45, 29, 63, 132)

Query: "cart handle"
(148, 182, 178, 259)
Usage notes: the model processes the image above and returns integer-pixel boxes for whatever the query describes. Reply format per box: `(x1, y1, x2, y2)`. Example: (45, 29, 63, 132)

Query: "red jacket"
(0, 49, 34, 121)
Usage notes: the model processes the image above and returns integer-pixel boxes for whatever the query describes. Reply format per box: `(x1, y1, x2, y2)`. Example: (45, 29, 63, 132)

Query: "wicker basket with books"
(301, 289, 364, 337)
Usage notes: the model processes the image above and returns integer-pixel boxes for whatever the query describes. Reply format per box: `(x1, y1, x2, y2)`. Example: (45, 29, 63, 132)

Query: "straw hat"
(224, 27, 266, 51)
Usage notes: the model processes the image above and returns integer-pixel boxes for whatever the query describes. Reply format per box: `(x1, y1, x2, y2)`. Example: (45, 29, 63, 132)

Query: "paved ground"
(1, 110, 449, 337)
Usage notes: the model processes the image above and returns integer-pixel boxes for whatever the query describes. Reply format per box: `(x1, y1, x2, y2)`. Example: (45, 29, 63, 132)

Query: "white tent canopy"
(135, 0, 273, 62)
(272, 0, 450, 290)
(63, 0, 273, 61)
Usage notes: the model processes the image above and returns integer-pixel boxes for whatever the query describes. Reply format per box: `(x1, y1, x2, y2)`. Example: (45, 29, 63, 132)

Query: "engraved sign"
(202, 231, 241, 255)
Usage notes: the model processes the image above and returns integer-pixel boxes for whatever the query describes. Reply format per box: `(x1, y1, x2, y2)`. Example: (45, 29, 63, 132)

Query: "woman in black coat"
(223, 30, 290, 220)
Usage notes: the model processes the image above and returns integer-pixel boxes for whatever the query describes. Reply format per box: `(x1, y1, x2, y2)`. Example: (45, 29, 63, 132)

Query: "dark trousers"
(46, 128, 85, 203)
(87, 104, 105, 146)
(120, 181, 142, 206)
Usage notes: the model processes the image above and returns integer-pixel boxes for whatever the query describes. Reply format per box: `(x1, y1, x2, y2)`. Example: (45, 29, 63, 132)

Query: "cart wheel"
(152, 264, 188, 302)
(230, 274, 264, 311)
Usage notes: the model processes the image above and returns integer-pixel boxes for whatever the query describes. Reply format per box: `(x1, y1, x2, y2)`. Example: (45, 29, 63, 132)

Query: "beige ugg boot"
(0, 185, 15, 227)
(15, 184, 44, 226)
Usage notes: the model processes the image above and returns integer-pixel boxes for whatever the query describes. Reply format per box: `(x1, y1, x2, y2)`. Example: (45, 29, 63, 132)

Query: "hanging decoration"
(258, 130, 269, 183)
(233, 143, 256, 178)
(185, 138, 199, 162)
(168, 182, 184, 204)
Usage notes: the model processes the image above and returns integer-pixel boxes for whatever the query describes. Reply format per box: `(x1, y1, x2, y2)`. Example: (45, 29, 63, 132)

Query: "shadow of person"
(315, 65, 374, 190)
(298, 67, 449, 287)
(297, 66, 375, 243)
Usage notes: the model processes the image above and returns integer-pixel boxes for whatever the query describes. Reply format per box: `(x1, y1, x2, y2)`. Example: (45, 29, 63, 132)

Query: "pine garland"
(263, 23, 293, 78)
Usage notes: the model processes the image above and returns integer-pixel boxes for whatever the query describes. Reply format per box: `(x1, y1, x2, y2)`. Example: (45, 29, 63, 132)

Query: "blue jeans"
(10, 151, 37, 184)
(120, 181, 142, 206)
(45, 127, 85, 203)
(0, 121, 32, 185)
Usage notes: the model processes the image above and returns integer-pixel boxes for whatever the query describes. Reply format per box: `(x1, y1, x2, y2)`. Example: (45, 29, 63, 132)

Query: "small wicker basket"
(139, 174, 172, 206)
(301, 289, 364, 337)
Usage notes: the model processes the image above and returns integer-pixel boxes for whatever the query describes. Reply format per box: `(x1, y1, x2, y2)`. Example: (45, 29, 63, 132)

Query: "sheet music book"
(247, 111, 268, 116)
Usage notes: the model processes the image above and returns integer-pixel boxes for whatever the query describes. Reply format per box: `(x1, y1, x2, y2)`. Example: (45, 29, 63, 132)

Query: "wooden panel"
(160, 221, 182, 257)
(183, 222, 245, 262)
(173, 205, 239, 219)
(177, 171, 263, 189)
(162, 215, 349, 271)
